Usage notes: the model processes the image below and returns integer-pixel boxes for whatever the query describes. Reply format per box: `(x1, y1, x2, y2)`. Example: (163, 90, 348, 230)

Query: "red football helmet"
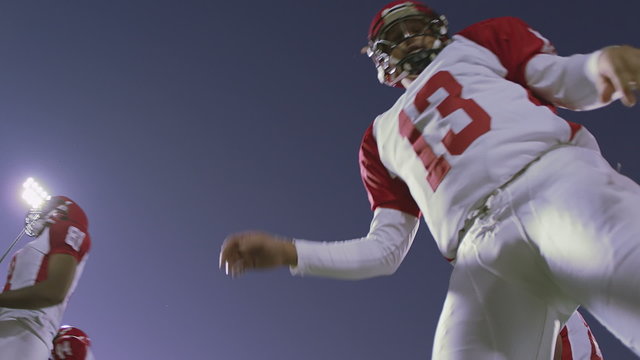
(52, 325, 91, 360)
(24, 196, 89, 237)
(365, 1, 450, 87)
(56, 325, 90, 342)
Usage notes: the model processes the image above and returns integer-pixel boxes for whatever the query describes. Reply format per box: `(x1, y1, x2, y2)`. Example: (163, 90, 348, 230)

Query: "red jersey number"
(399, 71, 491, 191)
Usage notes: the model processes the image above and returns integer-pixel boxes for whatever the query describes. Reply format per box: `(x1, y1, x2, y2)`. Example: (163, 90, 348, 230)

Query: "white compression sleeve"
(525, 51, 614, 110)
(290, 207, 420, 280)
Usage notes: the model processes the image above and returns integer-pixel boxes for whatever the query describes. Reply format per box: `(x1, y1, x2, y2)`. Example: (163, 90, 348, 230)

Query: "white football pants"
(433, 146, 640, 360)
(0, 318, 51, 359)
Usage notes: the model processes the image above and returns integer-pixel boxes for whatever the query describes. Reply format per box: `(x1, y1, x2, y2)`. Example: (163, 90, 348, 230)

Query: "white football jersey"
(0, 221, 90, 343)
(360, 17, 602, 260)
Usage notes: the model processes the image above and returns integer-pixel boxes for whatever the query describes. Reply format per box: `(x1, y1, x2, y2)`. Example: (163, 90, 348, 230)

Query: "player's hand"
(219, 231, 298, 277)
(597, 45, 640, 107)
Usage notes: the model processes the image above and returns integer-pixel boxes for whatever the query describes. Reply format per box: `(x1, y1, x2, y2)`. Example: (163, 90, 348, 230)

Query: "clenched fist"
(219, 231, 298, 277)
(597, 45, 640, 106)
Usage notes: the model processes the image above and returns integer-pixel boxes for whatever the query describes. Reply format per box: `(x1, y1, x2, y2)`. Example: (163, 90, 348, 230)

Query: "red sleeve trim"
(581, 314, 603, 360)
(457, 17, 556, 86)
(359, 125, 421, 217)
(560, 326, 573, 360)
(566, 121, 582, 141)
(588, 330, 602, 360)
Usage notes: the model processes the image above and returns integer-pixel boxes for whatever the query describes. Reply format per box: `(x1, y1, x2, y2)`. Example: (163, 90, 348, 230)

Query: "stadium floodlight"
(0, 178, 52, 265)
(22, 177, 51, 210)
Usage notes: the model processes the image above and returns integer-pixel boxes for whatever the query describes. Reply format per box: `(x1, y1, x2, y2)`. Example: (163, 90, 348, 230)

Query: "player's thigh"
(0, 319, 51, 359)
(514, 148, 640, 299)
(513, 147, 640, 353)
(513, 147, 640, 295)
(433, 216, 568, 360)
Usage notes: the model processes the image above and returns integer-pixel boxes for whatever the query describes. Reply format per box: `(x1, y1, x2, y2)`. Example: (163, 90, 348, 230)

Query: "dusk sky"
(0, 0, 639, 358)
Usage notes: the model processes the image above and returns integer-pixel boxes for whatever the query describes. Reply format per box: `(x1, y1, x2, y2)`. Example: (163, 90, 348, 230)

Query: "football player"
(0, 196, 91, 359)
(555, 312, 603, 360)
(220, 1, 640, 358)
(51, 325, 94, 360)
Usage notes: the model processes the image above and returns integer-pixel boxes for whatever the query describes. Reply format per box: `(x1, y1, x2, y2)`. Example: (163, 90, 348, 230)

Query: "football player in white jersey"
(220, 1, 640, 358)
(555, 311, 603, 360)
(51, 325, 95, 360)
(0, 196, 91, 359)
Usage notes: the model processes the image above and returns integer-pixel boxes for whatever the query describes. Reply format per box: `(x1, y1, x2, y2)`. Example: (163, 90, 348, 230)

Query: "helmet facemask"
(367, 2, 450, 87)
(24, 210, 45, 237)
(24, 198, 71, 237)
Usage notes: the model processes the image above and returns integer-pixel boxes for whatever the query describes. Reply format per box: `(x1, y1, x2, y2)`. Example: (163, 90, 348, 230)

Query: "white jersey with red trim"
(560, 311, 603, 360)
(360, 17, 602, 260)
(0, 221, 90, 342)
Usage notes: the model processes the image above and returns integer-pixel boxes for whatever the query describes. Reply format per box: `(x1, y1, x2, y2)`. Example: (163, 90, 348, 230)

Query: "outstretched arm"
(0, 254, 77, 309)
(220, 207, 419, 280)
(526, 45, 640, 110)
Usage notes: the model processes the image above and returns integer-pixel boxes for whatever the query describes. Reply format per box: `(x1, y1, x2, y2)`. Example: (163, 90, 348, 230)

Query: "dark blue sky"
(0, 1, 638, 358)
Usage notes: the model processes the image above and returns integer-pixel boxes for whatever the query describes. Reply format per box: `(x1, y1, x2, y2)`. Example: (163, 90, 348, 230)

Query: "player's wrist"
(281, 239, 298, 267)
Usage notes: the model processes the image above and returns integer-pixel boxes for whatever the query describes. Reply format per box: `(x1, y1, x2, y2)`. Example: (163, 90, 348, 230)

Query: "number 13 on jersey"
(399, 71, 491, 191)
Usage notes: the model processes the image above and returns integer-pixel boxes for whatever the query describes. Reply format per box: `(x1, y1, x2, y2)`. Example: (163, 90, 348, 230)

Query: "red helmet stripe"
(368, 1, 435, 40)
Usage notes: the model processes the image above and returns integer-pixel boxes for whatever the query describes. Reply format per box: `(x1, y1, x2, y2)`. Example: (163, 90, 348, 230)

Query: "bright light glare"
(21, 178, 51, 209)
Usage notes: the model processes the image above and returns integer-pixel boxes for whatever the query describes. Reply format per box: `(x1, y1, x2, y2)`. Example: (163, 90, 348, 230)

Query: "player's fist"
(597, 45, 640, 107)
(219, 231, 297, 277)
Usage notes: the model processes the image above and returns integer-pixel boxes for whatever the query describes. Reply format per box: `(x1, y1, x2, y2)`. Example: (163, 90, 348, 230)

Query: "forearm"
(0, 281, 64, 310)
(292, 236, 407, 280)
(290, 208, 419, 280)
(526, 51, 610, 110)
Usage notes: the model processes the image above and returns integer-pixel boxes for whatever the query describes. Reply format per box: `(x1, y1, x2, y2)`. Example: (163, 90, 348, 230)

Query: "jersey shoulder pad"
(457, 17, 556, 84)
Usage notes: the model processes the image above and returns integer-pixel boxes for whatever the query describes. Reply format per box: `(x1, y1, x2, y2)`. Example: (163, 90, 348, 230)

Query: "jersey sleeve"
(48, 221, 91, 262)
(457, 17, 556, 86)
(359, 125, 420, 217)
(525, 50, 608, 111)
